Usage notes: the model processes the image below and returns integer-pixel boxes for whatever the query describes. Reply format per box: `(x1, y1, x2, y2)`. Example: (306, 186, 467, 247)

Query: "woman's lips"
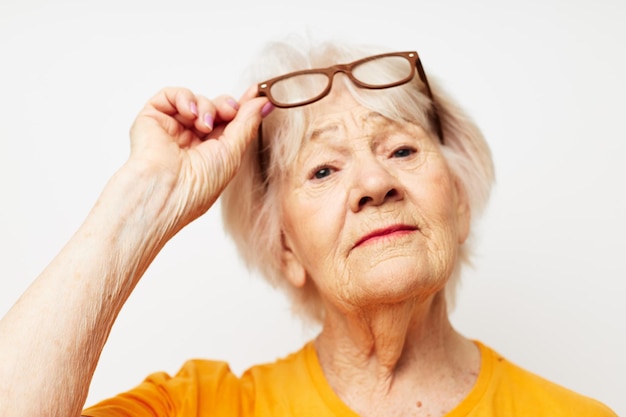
(354, 225, 418, 248)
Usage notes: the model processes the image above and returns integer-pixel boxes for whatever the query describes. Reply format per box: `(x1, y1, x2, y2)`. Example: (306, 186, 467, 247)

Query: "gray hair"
(221, 35, 495, 324)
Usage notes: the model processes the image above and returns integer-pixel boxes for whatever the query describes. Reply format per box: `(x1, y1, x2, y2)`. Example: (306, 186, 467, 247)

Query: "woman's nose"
(348, 158, 404, 212)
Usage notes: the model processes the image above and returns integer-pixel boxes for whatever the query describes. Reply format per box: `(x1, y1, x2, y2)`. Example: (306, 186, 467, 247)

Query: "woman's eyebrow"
(308, 112, 393, 142)
(361, 111, 388, 123)
(308, 124, 339, 142)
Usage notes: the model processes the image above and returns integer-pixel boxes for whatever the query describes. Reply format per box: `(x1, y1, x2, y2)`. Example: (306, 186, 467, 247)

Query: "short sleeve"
(82, 359, 247, 417)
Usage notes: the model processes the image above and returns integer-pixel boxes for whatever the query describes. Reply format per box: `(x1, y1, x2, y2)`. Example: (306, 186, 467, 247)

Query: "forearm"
(0, 85, 268, 416)
(0, 162, 179, 417)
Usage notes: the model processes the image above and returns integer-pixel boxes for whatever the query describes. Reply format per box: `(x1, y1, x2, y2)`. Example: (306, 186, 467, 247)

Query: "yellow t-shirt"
(82, 341, 616, 416)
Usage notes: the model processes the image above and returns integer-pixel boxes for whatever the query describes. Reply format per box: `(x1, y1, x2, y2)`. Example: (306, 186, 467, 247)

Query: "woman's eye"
(392, 147, 415, 158)
(312, 166, 333, 179)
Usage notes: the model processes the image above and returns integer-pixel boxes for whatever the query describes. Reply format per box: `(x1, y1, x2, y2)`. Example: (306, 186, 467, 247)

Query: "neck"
(314, 291, 478, 401)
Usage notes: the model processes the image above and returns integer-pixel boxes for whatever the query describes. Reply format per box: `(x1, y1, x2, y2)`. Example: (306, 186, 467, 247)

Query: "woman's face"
(279, 90, 470, 313)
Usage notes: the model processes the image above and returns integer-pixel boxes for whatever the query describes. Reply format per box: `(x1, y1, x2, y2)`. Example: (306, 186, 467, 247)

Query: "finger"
(192, 94, 218, 135)
(206, 86, 263, 132)
(149, 87, 199, 125)
(188, 95, 241, 142)
(218, 96, 272, 156)
(208, 94, 241, 125)
(238, 84, 260, 104)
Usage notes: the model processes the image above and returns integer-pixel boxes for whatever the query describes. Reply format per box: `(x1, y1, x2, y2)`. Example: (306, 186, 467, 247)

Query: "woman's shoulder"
(239, 341, 318, 393)
(473, 341, 617, 417)
(82, 345, 317, 417)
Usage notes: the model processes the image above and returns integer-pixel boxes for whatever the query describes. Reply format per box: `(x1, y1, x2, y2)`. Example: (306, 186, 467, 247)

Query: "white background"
(1, 0, 624, 414)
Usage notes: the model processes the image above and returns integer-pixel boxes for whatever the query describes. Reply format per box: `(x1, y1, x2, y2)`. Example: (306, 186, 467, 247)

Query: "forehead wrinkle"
(307, 123, 340, 142)
(307, 110, 392, 143)
(360, 111, 391, 126)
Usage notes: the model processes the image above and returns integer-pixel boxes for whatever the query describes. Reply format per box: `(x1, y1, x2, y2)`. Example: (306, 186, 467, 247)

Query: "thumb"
(220, 96, 273, 158)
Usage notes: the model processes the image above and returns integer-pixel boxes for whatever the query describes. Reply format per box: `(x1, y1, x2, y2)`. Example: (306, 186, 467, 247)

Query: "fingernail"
(261, 102, 275, 117)
(190, 101, 198, 116)
(203, 113, 214, 129)
(227, 98, 240, 110)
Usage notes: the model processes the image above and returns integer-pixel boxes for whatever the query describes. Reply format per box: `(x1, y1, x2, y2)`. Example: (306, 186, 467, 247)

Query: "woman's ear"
(280, 232, 307, 288)
(453, 176, 471, 244)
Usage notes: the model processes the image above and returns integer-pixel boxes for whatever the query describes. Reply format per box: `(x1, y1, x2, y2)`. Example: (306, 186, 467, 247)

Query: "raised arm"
(0, 87, 272, 417)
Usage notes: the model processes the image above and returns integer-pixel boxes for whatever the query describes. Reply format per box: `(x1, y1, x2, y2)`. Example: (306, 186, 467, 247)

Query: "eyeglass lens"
(268, 55, 413, 107)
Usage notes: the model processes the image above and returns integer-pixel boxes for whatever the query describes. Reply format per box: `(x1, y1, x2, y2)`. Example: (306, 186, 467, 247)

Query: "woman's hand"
(128, 85, 271, 236)
(0, 86, 272, 417)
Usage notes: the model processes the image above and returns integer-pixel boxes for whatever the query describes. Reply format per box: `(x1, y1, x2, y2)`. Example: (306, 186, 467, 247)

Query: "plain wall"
(1, 0, 624, 414)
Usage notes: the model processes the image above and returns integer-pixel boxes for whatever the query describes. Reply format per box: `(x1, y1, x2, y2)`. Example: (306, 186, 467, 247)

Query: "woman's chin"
(335, 260, 449, 309)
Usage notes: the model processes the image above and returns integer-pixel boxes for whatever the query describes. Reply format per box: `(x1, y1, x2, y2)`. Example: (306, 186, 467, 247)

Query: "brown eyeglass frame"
(256, 51, 444, 180)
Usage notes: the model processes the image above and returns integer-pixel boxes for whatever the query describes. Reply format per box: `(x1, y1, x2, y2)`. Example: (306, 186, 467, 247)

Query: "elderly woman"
(0, 37, 616, 417)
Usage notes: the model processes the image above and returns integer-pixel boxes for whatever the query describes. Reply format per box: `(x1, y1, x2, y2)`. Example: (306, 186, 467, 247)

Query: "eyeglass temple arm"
(415, 60, 445, 145)
(257, 122, 268, 182)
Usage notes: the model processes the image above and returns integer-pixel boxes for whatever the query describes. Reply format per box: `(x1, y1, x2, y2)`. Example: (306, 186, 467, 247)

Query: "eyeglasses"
(256, 51, 444, 181)
(257, 51, 444, 144)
